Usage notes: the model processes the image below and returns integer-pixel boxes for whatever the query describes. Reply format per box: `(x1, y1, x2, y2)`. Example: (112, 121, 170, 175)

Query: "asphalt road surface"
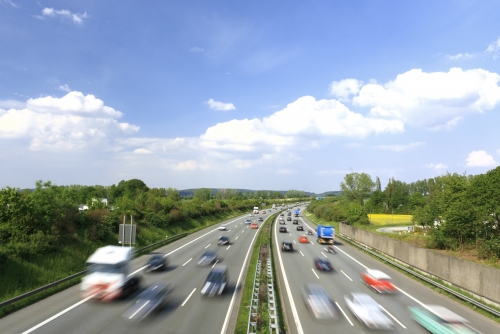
(274, 206, 500, 334)
(0, 211, 275, 334)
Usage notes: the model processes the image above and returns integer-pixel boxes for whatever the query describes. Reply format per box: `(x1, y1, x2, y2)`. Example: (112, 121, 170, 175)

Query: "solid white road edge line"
(311, 268, 320, 279)
(205, 244, 211, 249)
(335, 302, 354, 326)
(21, 294, 97, 334)
(219, 225, 261, 334)
(181, 288, 196, 306)
(378, 304, 406, 328)
(182, 258, 192, 266)
(340, 270, 353, 281)
(274, 218, 305, 334)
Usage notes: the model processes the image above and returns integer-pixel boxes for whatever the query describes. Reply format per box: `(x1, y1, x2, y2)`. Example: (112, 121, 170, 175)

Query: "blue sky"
(1, 1, 500, 193)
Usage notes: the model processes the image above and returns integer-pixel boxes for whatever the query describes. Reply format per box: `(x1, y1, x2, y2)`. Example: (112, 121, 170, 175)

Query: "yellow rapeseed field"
(368, 214, 413, 225)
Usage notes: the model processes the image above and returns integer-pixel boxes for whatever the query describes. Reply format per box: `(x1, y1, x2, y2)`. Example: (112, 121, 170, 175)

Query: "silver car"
(302, 284, 340, 320)
(344, 293, 394, 330)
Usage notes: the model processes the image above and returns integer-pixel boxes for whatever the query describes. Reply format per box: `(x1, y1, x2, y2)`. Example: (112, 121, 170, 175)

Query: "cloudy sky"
(1, 1, 500, 192)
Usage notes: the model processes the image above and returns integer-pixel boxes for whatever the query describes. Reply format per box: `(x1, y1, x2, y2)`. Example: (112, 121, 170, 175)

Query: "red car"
(262, 211, 266, 214)
(298, 235, 309, 243)
(361, 269, 397, 293)
(250, 223, 258, 229)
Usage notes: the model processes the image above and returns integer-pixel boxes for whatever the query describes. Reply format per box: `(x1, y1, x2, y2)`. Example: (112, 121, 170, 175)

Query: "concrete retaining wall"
(339, 224, 500, 304)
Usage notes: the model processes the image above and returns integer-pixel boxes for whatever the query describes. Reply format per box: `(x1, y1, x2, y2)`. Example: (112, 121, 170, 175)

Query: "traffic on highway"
(0, 205, 498, 334)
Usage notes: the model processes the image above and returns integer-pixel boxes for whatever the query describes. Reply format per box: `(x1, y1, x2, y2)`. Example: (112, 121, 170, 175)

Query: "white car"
(219, 225, 227, 231)
(344, 293, 394, 330)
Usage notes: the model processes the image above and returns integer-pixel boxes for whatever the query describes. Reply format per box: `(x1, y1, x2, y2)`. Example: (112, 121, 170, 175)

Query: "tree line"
(0, 179, 309, 267)
(308, 168, 500, 258)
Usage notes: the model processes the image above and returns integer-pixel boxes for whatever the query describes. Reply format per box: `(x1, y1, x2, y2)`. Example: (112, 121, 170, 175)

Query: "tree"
(193, 188, 212, 202)
(340, 173, 375, 206)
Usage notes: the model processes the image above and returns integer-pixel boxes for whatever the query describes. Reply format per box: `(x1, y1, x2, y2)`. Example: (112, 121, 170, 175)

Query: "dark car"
(258, 217, 264, 222)
(201, 266, 228, 297)
(296, 225, 304, 231)
(280, 213, 284, 216)
(281, 241, 294, 252)
(279, 226, 287, 233)
(293, 220, 299, 224)
(145, 255, 168, 272)
(197, 250, 217, 266)
(123, 282, 171, 322)
(287, 217, 292, 221)
(218, 235, 230, 245)
(314, 257, 334, 271)
(287, 212, 292, 216)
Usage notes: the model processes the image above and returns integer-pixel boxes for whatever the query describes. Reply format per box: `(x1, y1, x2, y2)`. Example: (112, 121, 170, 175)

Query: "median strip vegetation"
(235, 213, 285, 334)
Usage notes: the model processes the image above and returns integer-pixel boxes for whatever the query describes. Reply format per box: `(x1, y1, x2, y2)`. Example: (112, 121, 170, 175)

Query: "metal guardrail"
(247, 255, 261, 334)
(0, 232, 188, 310)
(266, 256, 279, 333)
(338, 233, 500, 318)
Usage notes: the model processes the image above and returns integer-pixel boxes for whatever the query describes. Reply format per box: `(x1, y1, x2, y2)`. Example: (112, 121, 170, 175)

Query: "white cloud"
(486, 37, 500, 59)
(133, 148, 152, 154)
(330, 79, 363, 101)
(42, 8, 88, 24)
(446, 53, 474, 60)
(0, 91, 138, 150)
(172, 160, 209, 171)
(0, 99, 25, 110)
(352, 68, 500, 129)
(426, 163, 448, 170)
(465, 150, 497, 167)
(376, 142, 425, 152)
(206, 98, 236, 111)
(58, 84, 71, 92)
(4, 0, 18, 8)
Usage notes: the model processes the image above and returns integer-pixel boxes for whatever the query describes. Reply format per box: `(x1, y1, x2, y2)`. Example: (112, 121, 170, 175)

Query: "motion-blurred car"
(299, 235, 309, 243)
(287, 217, 292, 221)
(361, 269, 397, 293)
(279, 226, 287, 233)
(292, 220, 299, 224)
(345, 293, 394, 330)
(279, 219, 286, 224)
(314, 257, 333, 271)
(245, 219, 252, 224)
(145, 255, 168, 272)
(258, 217, 263, 222)
(123, 282, 171, 323)
(408, 305, 481, 334)
(281, 241, 294, 251)
(280, 213, 284, 216)
(197, 250, 217, 266)
(302, 284, 340, 320)
(250, 223, 258, 229)
(287, 212, 291, 216)
(296, 225, 304, 231)
(218, 236, 230, 245)
(219, 224, 227, 231)
(262, 211, 266, 214)
(201, 266, 228, 297)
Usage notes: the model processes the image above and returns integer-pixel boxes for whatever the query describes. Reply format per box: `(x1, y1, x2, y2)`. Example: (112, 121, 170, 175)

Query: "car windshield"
(201, 251, 215, 257)
(219, 236, 229, 241)
(207, 271, 226, 283)
(87, 263, 125, 274)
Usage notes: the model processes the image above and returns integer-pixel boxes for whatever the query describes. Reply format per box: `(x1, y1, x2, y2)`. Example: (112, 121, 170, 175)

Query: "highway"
(274, 206, 500, 334)
(0, 211, 272, 334)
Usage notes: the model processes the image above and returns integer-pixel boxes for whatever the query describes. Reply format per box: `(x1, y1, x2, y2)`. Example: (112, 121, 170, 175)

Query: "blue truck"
(294, 209, 300, 217)
(317, 225, 335, 245)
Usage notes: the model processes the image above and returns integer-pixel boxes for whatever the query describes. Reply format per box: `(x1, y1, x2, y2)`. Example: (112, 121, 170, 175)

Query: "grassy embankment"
(235, 213, 286, 334)
(0, 208, 250, 317)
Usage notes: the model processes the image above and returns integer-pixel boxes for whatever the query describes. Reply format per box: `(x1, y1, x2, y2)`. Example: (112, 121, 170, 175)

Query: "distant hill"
(178, 188, 340, 198)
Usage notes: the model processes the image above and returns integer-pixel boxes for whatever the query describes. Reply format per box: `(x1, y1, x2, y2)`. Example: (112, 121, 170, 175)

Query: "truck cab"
(81, 246, 141, 301)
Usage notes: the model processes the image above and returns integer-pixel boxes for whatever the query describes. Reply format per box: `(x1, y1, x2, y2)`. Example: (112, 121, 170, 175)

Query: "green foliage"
(340, 173, 375, 206)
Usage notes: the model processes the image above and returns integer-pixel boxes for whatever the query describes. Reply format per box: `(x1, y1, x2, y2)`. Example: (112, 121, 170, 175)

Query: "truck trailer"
(317, 225, 335, 245)
(294, 209, 300, 217)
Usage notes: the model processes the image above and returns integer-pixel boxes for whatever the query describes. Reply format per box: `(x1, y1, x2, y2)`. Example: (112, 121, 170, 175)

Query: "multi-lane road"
(2, 205, 499, 334)
(0, 211, 270, 334)
(274, 206, 500, 334)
